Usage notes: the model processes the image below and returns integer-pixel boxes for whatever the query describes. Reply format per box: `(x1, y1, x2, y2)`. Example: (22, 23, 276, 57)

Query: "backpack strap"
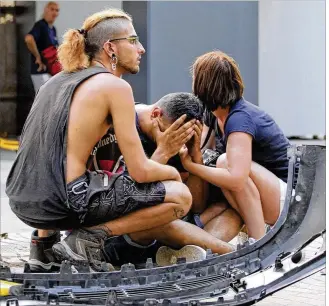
(201, 115, 216, 150)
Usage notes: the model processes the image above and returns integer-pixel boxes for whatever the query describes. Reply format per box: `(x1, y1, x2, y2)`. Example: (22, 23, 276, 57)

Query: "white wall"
(259, 0, 325, 137)
(36, 1, 122, 43)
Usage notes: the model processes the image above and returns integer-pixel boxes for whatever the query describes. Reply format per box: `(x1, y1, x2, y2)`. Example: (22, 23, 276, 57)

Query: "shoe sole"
(28, 259, 61, 273)
(52, 241, 89, 267)
(156, 245, 207, 266)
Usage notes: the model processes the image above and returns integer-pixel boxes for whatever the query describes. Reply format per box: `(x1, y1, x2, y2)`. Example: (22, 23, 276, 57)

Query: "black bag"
(201, 115, 221, 167)
(202, 149, 220, 167)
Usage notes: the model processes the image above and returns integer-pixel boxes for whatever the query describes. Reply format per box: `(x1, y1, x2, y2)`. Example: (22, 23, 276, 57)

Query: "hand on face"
(179, 145, 193, 170)
(186, 120, 203, 160)
(152, 114, 196, 160)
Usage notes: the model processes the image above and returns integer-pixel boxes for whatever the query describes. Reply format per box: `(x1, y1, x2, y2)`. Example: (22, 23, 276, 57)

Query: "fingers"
(172, 120, 202, 147)
(179, 145, 188, 156)
(180, 129, 195, 144)
(172, 124, 193, 146)
(36, 62, 47, 72)
(174, 119, 196, 136)
(166, 114, 187, 132)
(152, 119, 159, 129)
(194, 121, 203, 138)
(197, 120, 203, 131)
(152, 119, 161, 134)
(151, 119, 164, 144)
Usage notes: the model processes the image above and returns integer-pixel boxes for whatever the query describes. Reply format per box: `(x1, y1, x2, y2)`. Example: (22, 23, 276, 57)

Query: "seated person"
(179, 50, 294, 243)
(91, 92, 242, 267)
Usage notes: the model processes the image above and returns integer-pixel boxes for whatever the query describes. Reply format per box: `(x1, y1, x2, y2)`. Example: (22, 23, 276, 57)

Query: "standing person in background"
(25, 2, 60, 94)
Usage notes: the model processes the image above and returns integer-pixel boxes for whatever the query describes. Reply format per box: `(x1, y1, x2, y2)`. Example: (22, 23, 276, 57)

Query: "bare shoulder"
(91, 73, 132, 92)
(76, 72, 130, 91)
(87, 74, 133, 104)
(93, 74, 135, 108)
(73, 73, 133, 105)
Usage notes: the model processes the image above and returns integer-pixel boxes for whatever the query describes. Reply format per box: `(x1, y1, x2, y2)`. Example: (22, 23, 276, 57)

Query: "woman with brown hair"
(179, 50, 292, 242)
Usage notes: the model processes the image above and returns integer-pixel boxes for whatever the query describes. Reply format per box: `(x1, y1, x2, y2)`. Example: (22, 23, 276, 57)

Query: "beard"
(117, 57, 140, 74)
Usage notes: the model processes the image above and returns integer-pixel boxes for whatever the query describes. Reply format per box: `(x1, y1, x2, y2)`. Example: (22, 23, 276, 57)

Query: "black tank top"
(6, 66, 109, 213)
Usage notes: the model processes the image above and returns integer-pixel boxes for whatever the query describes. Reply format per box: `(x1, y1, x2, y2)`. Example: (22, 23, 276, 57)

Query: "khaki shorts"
(266, 178, 289, 230)
(278, 178, 287, 213)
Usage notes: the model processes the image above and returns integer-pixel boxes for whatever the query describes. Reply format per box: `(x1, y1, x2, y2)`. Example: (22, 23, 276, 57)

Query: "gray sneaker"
(52, 228, 114, 272)
(156, 245, 207, 266)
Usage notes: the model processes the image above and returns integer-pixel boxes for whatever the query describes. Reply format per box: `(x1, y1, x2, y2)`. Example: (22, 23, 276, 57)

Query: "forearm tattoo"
(101, 224, 113, 236)
(90, 224, 113, 236)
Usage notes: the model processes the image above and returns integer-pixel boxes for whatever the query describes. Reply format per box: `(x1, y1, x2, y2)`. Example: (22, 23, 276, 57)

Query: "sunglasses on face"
(108, 36, 140, 45)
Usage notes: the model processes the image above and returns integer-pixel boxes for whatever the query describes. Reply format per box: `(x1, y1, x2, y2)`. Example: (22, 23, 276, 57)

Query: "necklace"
(93, 60, 106, 68)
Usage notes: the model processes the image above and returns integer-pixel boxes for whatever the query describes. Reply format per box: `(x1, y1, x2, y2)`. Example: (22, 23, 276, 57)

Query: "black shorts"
(10, 170, 166, 230)
(67, 170, 166, 227)
(207, 183, 225, 204)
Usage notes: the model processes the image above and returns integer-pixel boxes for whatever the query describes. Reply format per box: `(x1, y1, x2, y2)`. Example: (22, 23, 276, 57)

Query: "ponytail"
(57, 29, 90, 73)
(57, 8, 133, 73)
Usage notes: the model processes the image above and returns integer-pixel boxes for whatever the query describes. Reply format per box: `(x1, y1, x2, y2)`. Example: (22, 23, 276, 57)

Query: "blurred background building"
(0, 0, 325, 138)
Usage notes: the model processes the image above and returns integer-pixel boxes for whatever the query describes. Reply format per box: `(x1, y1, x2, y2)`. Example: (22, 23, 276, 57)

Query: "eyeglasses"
(108, 36, 140, 45)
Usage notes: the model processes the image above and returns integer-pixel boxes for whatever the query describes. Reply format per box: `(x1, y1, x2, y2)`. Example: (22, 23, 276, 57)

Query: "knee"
(164, 181, 192, 217)
(216, 153, 252, 192)
(216, 153, 228, 169)
(175, 183, 192, 216)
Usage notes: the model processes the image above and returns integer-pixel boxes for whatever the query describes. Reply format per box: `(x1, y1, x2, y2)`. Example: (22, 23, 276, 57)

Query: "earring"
(111, 54, 118, 71)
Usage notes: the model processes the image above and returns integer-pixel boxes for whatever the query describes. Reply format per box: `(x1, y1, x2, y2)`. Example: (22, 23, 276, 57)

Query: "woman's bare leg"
(216, 154, 281, 239)
(221, 178, 265, 239)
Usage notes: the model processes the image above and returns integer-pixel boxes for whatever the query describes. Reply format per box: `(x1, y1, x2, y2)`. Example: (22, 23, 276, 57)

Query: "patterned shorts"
(67, 171, 166, 227)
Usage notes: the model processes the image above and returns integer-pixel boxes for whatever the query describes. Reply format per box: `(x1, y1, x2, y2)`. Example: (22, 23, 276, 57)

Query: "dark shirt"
(88, 126, 124, 174)
(204, 97, 291, 182)
(6, 67, 110, 226)
(90, 107, 185, 173)
(28, 19, 58, 74)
